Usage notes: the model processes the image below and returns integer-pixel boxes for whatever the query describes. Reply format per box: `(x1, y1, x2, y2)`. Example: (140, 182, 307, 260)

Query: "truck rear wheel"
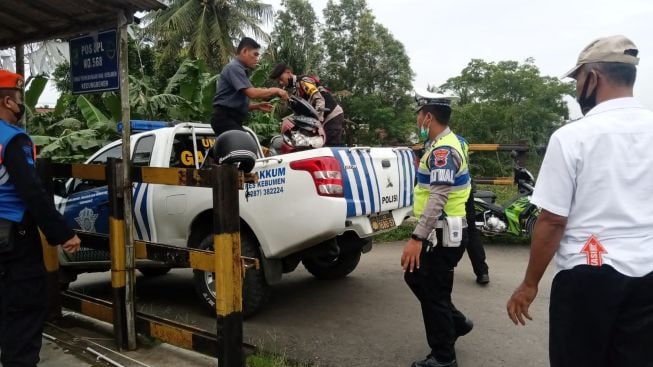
(302, 250, 362, 280)
(192, 229, 270, 318)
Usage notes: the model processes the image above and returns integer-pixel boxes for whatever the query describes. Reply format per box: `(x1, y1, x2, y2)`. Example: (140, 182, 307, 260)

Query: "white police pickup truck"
(55, 121, 416, 317)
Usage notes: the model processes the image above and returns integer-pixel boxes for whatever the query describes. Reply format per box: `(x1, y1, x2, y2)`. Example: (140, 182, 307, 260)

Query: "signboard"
(69, 30, 119, 94)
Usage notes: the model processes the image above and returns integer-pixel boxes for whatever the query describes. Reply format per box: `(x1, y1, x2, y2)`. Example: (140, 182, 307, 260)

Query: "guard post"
(213, 164, 244, 367)
(107, 158, 129, 349)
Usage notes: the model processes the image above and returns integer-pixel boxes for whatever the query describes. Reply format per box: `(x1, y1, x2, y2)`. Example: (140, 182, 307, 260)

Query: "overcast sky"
(38, 0, 653, 119)
(266, 0, 653, 118)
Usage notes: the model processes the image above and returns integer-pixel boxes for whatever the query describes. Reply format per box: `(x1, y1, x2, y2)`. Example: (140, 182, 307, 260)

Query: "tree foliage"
(440, 58, 575, 175)
(321, 0, 415, 145)
(148, 0, 273, 72)
(267, 0, 322, 74)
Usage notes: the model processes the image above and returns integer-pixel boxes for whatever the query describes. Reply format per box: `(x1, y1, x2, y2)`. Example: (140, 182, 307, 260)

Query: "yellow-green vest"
(413, 131, 471, 218)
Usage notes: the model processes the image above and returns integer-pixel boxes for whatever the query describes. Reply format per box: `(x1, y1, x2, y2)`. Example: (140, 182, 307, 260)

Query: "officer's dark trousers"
(550, 265, 653, 367)
(464, 193, 488, 277)
(0, 223, 48, 367)
(404, 229, 468, 362)
(323, 113, 344, 147)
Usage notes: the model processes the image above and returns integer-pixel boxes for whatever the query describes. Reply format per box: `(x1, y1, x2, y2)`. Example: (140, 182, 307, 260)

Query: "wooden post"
(15, 44, 26, 129)
(212, 164, 244, 367)
(118, 12, 137, 350)
(36, 158, 62, 321)
(107, 158, 128, 349)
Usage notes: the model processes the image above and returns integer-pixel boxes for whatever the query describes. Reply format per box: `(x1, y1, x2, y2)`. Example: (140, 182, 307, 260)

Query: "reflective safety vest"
(413, 131, 471, 218)
(0, 120, 35, 222)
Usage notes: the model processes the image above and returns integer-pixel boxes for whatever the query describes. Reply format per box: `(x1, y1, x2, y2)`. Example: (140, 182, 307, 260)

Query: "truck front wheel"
(192, 229, 270, 318)
(302, 250, 362, 280)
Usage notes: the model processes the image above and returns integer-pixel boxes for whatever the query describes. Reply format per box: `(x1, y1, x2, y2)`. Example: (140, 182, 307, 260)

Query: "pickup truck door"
(59, 135, 157, 244)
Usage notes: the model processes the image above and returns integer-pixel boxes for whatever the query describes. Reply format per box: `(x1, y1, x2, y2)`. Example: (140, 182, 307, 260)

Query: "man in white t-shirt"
(506, 35, 653, 367)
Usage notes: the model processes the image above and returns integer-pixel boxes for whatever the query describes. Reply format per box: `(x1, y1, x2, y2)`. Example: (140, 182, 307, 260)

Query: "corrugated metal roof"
(0, 0, 166, 49)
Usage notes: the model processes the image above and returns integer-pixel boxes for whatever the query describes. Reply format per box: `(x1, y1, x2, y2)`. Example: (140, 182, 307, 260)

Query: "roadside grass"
(373, 184, 530, 245)
(247, 353, 310, 367)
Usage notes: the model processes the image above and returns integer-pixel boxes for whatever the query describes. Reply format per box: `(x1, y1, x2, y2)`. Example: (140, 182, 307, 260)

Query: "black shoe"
(455, 317, 473, 338)
(476, 273, 490, 285)
(411, 356, 458, 367)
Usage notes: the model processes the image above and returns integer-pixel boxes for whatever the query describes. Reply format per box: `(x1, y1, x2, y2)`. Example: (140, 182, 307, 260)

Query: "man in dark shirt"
(211, 37, 289, 138)
(0, 69, 80, 366)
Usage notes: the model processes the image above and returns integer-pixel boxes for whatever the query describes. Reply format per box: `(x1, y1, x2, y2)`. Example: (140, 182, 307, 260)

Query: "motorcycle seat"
(475, 190, 497, 203)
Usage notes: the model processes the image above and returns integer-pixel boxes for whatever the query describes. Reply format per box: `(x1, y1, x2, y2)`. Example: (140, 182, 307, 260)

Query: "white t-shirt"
(532, 97, 653, 277)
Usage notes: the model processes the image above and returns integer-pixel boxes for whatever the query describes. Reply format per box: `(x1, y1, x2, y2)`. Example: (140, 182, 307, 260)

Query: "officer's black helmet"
(213, 130, 258, 173)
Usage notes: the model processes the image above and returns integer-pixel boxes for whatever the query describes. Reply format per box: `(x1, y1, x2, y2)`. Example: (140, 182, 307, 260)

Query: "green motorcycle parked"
(473, 152, 540, 238)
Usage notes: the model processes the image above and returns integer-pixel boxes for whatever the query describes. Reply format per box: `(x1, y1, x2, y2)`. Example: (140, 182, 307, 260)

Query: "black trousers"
(464, 193, 488, 277)
(550, 265, 653, 367)
(405, 229, 468, 362)
(210, 106, 246, 139)
(0, 223, 47, 367)
(324, 113, 344, 147)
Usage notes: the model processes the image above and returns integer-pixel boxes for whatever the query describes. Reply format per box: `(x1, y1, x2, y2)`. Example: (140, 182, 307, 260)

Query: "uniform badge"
(433, 149, 450, 167)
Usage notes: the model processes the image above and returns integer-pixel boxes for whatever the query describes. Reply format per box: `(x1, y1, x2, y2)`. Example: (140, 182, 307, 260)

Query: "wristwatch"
(411, 234, 425, 242)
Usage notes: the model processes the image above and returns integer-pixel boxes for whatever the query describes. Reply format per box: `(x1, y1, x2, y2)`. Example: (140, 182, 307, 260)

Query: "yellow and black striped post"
(107, 158, 129, 349)
(36, 158, 62, 321)
(212, 164, 244, 367)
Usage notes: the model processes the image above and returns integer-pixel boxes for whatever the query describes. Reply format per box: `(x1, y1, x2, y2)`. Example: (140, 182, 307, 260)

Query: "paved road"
(70, 242, 554, 367)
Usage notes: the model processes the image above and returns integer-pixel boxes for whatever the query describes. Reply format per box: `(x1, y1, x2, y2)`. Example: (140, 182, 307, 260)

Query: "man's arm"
(506, 209, 567, 325)
(4, 136, 76, 245)
(243, 87, 288, 101)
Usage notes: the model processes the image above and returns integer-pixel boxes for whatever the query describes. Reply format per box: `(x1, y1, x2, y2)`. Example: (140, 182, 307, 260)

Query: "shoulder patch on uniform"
(433, 148, 450, 167)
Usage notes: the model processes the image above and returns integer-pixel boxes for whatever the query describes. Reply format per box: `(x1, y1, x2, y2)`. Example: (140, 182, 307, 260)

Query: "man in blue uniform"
(210, 37, 289, 138)
(403, 90, 473, 367)
(0, 69, 80, 366)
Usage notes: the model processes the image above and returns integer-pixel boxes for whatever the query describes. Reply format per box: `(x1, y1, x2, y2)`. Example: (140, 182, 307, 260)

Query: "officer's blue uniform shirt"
(0, 119, 33, 222)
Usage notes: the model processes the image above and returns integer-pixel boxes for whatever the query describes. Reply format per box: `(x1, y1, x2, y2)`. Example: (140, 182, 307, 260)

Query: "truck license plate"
(370, 212, 396, 232)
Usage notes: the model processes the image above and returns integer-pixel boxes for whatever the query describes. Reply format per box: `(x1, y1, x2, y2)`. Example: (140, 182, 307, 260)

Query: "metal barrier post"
(118, 12, 138, 350)
(212, 164, 244, 367)
(36, 158, 62, 321)
(107, 158, 129, 349)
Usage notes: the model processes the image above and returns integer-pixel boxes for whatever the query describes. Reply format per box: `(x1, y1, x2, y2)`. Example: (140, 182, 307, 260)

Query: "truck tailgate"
(332, 147, 415, 217)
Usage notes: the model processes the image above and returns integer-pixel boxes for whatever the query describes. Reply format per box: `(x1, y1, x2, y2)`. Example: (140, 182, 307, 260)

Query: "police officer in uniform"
(507, 35, 653, 367)
(458, 138, 490, 286)
(0, 69, 80, 366)
(403, 90, 473, 367)
(269, 63, 345, 146)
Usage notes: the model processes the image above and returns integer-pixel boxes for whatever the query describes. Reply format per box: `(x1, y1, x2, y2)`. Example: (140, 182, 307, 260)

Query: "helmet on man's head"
(414, 89, 458, 113)
(213, 130, 258, 173)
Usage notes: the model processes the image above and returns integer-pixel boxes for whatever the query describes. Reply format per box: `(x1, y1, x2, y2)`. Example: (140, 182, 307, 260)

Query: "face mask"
(15, 102, 25, 121)
(577, 73, 598, 116)
(419, 116, 430, 141)
(5, 98, 24, 122)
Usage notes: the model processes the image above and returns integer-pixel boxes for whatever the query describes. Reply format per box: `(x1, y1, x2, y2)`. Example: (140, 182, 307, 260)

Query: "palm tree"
(148, 0, 273, 72)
